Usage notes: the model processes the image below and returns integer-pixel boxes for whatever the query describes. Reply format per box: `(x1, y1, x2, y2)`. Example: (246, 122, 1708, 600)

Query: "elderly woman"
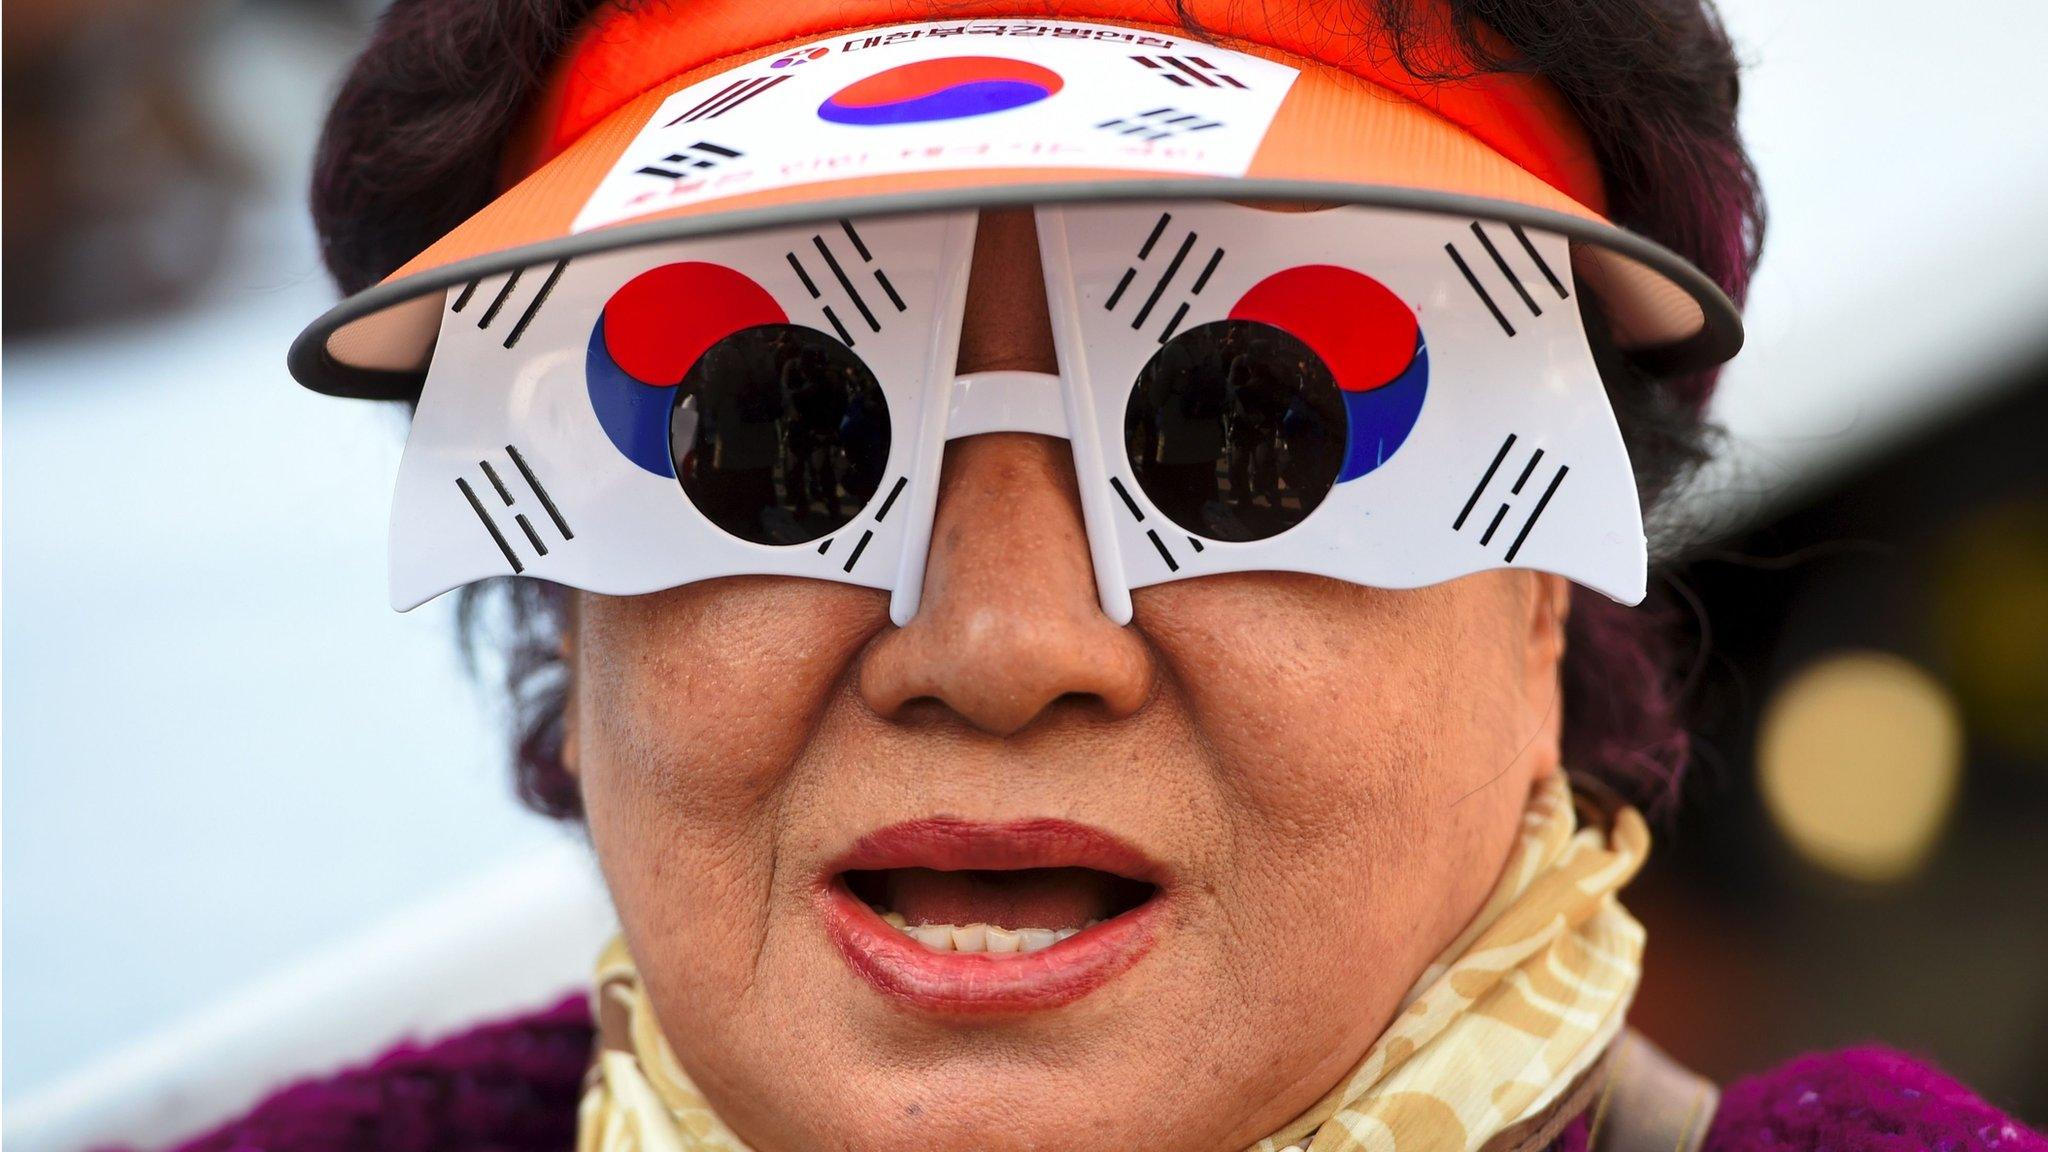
(172, 1, 2040, 1150)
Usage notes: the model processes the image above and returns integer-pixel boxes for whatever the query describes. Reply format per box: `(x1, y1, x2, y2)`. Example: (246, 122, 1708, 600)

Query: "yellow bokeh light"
(1757, 650, 1964, 883)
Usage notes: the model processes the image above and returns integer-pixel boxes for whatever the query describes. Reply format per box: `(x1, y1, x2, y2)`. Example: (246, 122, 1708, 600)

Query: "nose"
(861, 433, 1153, 736)
(859, 210, 1153, 737)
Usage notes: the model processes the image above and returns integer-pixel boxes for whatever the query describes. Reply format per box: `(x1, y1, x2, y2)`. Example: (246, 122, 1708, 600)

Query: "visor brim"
(293, 177, 1739, 400)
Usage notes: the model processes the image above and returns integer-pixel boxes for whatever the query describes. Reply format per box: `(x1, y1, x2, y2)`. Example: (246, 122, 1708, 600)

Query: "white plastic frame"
(391, 202, 1643, 623)
(1037, 201, 1645, 622)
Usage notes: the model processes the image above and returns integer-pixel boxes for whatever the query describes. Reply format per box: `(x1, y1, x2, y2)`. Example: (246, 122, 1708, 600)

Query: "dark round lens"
(1124, 320, 1346, 543)
(669, 324, 890, 546)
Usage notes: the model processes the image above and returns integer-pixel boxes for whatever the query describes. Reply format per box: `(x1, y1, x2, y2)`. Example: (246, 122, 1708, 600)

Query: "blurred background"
(3, 0, 2045, 1148)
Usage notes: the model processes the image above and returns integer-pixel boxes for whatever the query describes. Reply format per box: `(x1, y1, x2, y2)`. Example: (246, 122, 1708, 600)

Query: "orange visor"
(289, 0, 1742, 398)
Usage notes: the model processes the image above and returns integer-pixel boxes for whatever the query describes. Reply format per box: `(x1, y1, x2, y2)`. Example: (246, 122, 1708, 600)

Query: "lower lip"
(821, 880, 1160, 1012)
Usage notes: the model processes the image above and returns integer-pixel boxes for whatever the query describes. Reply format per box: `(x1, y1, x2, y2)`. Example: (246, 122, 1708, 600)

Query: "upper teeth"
(878, 909, 1098, 955)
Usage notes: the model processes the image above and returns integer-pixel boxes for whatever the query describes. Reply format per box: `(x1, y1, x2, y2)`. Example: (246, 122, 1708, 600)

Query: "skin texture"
(565, 209, 1573, 1152)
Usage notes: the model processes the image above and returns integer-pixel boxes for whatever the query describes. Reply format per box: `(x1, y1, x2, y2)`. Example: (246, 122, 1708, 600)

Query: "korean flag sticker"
(573, 19, 1301, 233)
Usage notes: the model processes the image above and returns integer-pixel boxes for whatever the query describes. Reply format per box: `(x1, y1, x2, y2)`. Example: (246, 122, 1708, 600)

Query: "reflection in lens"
(1124, 320, 1346, 542)
(669, 324, 890, 545)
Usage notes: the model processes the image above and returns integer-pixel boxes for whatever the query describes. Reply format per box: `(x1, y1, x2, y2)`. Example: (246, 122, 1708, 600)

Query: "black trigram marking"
(513, 513, 548, 556)
(873, 476, 908, 522)
(502, 261, 566, 349)
(1103, 211, 1226, 344)
(1095, 106, 1223, 141)
(1131, 55, 1247, 89)
(842, 529, 874, 574)
(820, 477, 906, 569)
(636, 140, 742, 180)
(1146, 529, 1180, 572)
(1444, 244, 1511, 336)
(1452, 433, 1568, 563)
(1444, 222, 1568, 338)
(505, 444, 573, 541)
(1509, 222, 1569, 300)
(477, 269, 521, 329)
(1109, 477, 1197, 569)
(1109, 476, 1146, 522)
(479, 460, 514, 504)
(457, 478, 522, 574)
(664, 74, 790, 125)
(785, 219, 906, 347)
(456, 261, 569, 349)
(459, 445, 577, 574)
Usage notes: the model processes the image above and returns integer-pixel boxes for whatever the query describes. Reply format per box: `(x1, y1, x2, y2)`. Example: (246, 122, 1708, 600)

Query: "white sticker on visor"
(571, 20, 1301, 235)
(391, 202, 1643, 621)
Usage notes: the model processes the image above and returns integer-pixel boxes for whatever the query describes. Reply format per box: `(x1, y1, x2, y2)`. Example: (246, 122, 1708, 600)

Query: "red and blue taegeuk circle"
(1228, 266, 1429, 482)
(817, 57, 1063, 126)
(585, 262, 786, 477)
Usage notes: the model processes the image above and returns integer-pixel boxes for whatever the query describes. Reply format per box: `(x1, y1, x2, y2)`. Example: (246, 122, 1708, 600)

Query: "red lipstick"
(819, 818, 1166, 1013)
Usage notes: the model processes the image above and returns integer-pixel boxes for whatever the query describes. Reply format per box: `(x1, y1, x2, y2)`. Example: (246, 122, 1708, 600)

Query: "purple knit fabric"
(1701, 1046, 2045, 1152)
(141, 1000, 2042, 1152)
(133, 997, 591, 1152)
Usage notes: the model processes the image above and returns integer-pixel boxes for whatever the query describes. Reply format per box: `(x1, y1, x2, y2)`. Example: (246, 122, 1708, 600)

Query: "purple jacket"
(143, 997, 2043, 1152)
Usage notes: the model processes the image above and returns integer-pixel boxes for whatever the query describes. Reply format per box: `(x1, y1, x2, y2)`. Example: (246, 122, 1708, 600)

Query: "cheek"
(572, 579, 888, 948)
(1140, 571, 1528, 808)
(1136, 571, 1535, 982)
(575, 579, 886, 803)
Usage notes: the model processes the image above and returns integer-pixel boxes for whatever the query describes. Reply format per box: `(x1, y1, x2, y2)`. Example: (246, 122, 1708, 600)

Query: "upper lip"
(821, 817, 1169, 886)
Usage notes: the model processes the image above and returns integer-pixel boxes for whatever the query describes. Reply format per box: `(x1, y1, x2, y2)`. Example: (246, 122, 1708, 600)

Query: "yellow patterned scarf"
(577, 773, 1649, 1152)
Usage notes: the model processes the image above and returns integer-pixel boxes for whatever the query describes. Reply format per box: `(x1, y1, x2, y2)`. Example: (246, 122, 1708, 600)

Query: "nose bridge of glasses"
(945, 370, 1070, 441)
(886, 207, 1137, 627)
(884, 366, 1135, 628)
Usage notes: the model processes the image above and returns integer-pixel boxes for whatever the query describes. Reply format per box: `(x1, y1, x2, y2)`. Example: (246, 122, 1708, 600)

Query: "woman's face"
(568, 210, 1572, 1152)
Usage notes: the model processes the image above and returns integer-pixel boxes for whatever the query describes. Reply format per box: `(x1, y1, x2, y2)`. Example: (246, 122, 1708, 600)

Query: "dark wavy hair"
(311, 0, 1763, 821)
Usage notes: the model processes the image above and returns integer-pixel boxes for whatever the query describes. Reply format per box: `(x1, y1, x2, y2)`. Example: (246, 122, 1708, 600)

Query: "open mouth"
(841, 866, 1157, 954)
(819, 817, 1168, 1010)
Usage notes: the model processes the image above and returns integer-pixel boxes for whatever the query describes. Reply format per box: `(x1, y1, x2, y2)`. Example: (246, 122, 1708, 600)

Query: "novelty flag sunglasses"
(395, 199, 1644, 623)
